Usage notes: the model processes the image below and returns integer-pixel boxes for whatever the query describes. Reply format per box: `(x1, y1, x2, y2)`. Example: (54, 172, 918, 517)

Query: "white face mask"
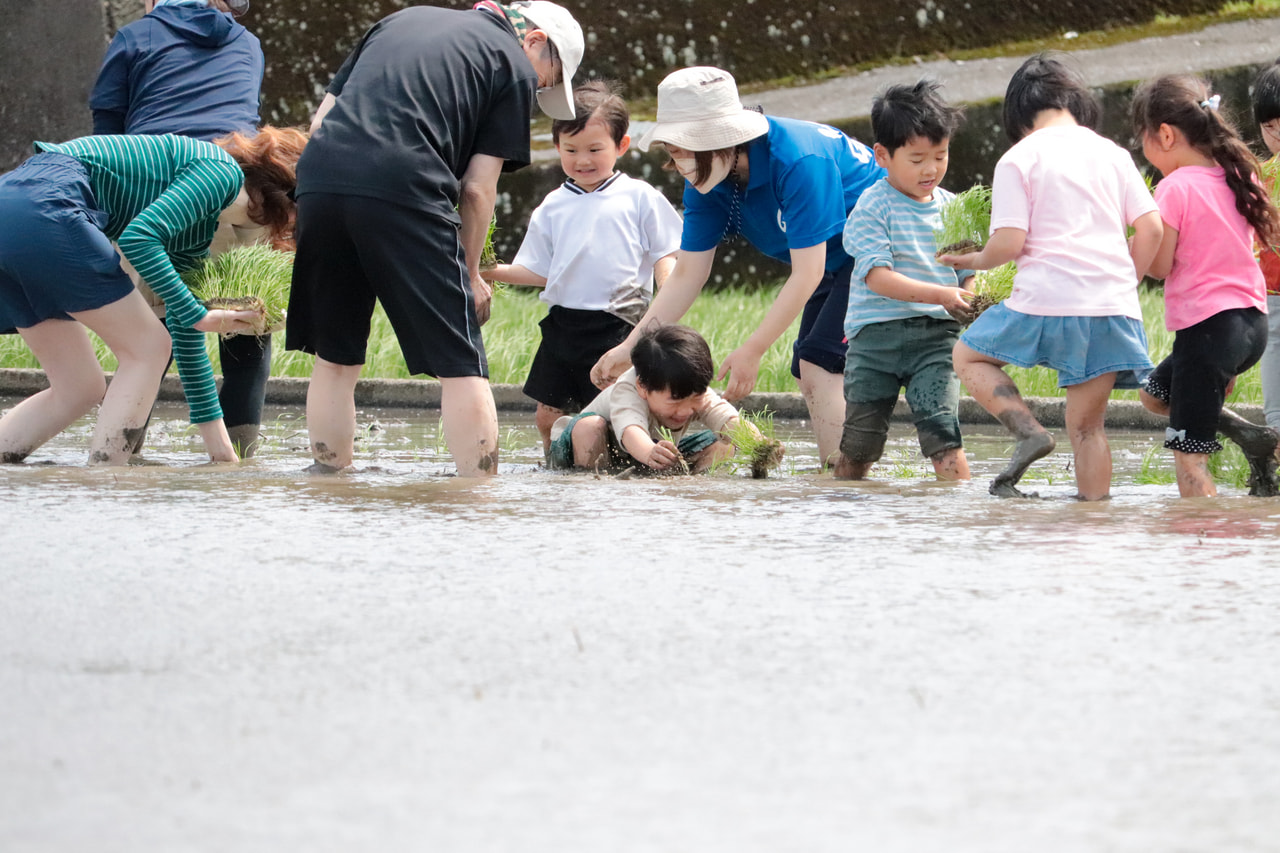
(672, 153, 735, 194)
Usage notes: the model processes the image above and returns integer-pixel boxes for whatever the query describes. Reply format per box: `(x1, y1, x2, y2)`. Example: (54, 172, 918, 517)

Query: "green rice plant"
(1135, 443, 1178, 485)
(480, 215, 500, 270)
(934, 184, 992, 255)
(655, 424, 691, 474)
(182, 244, 293, 333)
(721, 408, 785, 478)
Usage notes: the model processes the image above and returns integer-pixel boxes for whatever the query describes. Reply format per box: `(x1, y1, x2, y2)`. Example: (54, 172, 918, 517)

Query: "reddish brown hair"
(214, 126, 308, 250)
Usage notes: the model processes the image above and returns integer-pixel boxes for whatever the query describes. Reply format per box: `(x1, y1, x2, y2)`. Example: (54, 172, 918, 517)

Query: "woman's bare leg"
(0, 320, 108, 462)
(74, 292, 173, 465)
(797, 359, 844, 469)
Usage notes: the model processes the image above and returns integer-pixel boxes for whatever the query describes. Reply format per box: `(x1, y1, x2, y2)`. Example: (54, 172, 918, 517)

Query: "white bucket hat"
(519, 1, 584, 121)
(637, 67, 770, 152)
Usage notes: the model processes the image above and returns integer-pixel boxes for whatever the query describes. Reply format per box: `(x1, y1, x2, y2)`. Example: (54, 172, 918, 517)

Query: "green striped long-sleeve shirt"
(36, 134, 244, 424)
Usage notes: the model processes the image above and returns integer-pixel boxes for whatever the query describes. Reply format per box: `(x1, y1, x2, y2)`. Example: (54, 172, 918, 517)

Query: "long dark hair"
(1132, 74, 1280, 246)
(213, 126, 307, 250)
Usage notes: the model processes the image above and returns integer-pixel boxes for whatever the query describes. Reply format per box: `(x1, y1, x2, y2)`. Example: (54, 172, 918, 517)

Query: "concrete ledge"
(2, 367, 1266, 431)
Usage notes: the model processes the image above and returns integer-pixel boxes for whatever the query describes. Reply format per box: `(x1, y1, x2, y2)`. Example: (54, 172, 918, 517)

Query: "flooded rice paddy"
(2, 400, 1279, 852)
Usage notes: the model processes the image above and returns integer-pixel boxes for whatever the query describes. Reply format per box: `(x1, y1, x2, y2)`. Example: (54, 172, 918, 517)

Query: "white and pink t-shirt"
(990, 125, 1158, 319)
(1153, 165, 1267, 330)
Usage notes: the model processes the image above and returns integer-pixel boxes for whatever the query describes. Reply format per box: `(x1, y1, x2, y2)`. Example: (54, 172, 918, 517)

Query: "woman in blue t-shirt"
(590, 66, 884, 467)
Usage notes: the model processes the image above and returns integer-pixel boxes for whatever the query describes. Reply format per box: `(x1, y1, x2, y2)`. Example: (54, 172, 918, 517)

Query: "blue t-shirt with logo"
(679, 116, 885, 273)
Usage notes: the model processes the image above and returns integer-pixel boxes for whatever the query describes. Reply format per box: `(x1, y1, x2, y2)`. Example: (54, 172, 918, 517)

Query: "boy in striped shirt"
(836, 80, 974, 481)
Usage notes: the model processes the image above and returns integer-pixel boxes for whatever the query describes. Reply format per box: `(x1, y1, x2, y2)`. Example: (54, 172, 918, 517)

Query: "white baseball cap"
(637, 67, 769, 152)
(519, 1, 584, 121)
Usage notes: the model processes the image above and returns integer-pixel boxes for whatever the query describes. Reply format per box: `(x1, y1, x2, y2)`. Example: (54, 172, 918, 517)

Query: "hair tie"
(1200, 94, 1221, 111)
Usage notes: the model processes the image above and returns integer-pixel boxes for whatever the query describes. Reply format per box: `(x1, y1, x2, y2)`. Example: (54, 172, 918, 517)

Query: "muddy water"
(2, 401, 1279, 852)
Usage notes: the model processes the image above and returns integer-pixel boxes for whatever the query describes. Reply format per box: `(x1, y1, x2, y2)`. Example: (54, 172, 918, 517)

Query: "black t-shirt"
(296, 6, 536, 221)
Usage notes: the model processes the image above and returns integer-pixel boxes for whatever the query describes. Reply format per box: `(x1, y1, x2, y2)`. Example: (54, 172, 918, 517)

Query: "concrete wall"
(0, 0, 107, 170)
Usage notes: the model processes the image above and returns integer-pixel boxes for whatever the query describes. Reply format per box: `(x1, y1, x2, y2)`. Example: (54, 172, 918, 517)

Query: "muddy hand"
(943, 288, 975, 323)
(645, 439, 680, 470)
(591, 343, 631, 390)
(938, 251, 981, 270)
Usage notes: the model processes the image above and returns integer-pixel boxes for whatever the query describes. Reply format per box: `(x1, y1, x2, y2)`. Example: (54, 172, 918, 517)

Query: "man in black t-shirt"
(286, 1, 584, 477)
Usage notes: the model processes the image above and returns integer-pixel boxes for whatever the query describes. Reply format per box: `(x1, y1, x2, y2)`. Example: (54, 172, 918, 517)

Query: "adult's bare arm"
(459, 153, 504, 325)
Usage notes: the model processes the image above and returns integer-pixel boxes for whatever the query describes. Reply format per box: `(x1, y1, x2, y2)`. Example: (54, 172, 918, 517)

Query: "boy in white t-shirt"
(484, 81, 683, 451)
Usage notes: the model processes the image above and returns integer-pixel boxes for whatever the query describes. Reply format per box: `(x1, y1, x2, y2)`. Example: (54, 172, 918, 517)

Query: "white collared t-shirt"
(990, 124, 1158, 319)
(513, 171, 683, 324)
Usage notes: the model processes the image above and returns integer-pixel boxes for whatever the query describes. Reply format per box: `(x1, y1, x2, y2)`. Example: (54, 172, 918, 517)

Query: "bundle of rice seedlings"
(934, 184, 992, 257)
(182, 244, 293, 335)
(726, 409, 785, 479)
(480, 214, 500, 270)
(966, 260, 1016, 321)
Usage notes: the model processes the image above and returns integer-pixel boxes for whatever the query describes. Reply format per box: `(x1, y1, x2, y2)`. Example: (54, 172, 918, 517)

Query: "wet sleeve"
(89, 32, 132, 135)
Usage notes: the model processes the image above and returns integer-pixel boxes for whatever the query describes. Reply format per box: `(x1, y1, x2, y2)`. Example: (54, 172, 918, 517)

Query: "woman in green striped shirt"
(0, 129, 301, 465)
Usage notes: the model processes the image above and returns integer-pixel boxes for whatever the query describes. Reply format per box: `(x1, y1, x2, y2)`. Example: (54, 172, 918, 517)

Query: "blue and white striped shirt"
(842, 178, 965, 339)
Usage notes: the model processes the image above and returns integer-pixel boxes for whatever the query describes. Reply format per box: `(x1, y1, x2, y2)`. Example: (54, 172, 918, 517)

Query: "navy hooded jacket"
(90, 4, 264, 141)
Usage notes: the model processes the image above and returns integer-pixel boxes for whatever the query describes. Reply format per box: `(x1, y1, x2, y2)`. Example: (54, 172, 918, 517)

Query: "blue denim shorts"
(959, 302, 1152, 389)
(0, 153, 135, 330)
(791, 257, 854, 378)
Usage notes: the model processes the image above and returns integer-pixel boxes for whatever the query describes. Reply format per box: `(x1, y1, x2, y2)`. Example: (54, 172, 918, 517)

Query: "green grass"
(0, 280, 1265, 407)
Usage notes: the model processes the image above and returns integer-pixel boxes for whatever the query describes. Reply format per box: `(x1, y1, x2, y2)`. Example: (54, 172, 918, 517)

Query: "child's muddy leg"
(835, 397, 894, 481)
(689, 437, 735, 473)
(1173, 450, 1216, 498)
(954, 342, 1053, 497)
(534, 403, 564, 454)
(570, 415, 610, 470)
(1065, 373, 1116, 501)
(929, 447, 970, 481)
(1217, 408, 1280, 497)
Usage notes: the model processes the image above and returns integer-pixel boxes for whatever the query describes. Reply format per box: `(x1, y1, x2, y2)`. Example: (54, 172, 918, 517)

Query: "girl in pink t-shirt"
(939, 54, 1163, 501)
(1132, 74, 1280, 498)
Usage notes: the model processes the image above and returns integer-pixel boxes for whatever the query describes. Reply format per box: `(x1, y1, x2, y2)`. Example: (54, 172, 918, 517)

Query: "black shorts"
(1144, 306, 1267, 453)
(285, 192, 487, 378)
(791, 257, 854, 378)
(524, 306, 632, 411)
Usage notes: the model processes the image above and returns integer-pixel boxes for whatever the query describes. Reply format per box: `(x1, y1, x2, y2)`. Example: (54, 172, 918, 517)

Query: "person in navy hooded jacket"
(91, 0, 262, 141)
(90, 0, 273, 457)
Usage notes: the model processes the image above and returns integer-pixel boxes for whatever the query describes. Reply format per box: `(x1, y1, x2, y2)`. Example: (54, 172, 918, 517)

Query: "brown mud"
(935, 240, 984, 258)
(1216, 411, 1280, 497)
(749, 438, 786, 479)
(203, 296, 266, 313)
